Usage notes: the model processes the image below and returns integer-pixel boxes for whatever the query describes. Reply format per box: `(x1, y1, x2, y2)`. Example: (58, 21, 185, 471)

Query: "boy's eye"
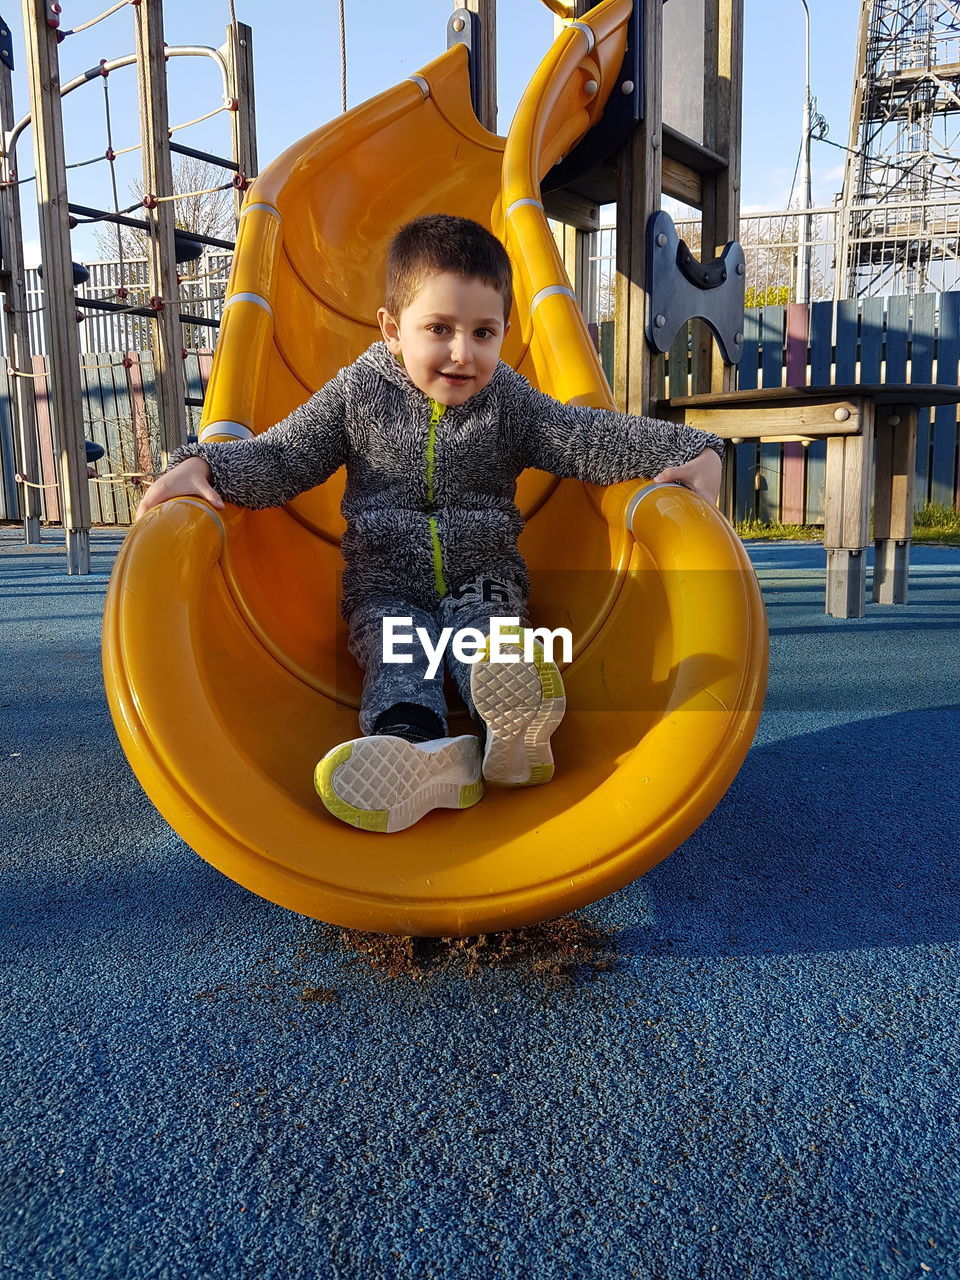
(428, 323, 448, 335)
(475, 328, 495, 339)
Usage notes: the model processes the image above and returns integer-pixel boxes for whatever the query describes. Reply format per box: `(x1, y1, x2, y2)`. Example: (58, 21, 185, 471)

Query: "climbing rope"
(5, 145, 141, 188)
(8, 360, 150, 378)
(101, 72, 131, 303)
(75, 141, 140, 168)
(68, 198, 144, 224)
(16, 469, 158, 489)
(339, 0, 347, 113)
(1, 15, 243, 369)
(168, 105, 232, 136)
(177, 265, 230, 286)
(148, 181, 235, 204)
(81, 298, 162, 318)
(59, 0, 137, 37)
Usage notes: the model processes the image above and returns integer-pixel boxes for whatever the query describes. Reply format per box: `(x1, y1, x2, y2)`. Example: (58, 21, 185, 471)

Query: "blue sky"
(740, 0, 861, 210)
(4, 0, 861, 264)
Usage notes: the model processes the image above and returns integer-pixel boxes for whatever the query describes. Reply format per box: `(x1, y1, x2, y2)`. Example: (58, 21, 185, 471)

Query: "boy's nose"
(449, 334, 472, 365)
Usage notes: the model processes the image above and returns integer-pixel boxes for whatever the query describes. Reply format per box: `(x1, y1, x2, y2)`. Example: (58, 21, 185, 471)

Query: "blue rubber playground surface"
(3, 526, 959, 1280)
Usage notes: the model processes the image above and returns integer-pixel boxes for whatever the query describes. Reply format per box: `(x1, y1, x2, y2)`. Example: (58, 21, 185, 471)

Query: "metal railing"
(589, 200, 960, 308)
(4, 252, 233, 358)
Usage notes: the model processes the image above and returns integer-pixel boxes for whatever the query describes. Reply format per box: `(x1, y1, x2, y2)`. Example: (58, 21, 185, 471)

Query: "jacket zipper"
(426, 399, 448, 597)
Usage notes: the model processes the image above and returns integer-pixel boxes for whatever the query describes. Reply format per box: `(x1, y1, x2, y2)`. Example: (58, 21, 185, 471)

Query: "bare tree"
(92, 155, 235, 262)
(741, 216, 828, 307)
(87, 155, 235, 349)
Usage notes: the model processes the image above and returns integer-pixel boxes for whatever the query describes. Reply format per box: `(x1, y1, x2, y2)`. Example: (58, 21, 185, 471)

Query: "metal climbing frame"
(0, 0, 255, 571)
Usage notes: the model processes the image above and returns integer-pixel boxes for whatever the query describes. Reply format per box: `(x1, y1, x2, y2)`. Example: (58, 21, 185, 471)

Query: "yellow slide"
(102, 0, 768, 937)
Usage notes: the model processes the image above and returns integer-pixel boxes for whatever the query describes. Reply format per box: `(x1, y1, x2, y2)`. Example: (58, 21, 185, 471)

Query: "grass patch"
(912, 501, 960, 545)
(736, 501, 960, 546)
(735, 517, 821, 542)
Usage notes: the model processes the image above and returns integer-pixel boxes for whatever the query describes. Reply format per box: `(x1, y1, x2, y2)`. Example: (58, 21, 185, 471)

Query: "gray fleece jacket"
(170, 341, 724, 620)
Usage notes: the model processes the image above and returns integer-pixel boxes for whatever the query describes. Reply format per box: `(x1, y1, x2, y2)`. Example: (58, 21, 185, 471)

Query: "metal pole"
(796, 0, 813, 304)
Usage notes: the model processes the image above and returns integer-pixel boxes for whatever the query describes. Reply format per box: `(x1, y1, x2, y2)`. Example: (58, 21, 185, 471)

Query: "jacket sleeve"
(165, 369, 349, 509)
(513, 379, 725, 485)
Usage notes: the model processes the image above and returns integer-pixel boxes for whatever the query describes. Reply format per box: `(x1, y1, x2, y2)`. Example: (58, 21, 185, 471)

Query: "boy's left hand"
(653, 447, 722, 506)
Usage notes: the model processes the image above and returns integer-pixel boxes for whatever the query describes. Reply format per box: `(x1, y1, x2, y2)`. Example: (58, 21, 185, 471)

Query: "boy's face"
(377, 271, 510, 407)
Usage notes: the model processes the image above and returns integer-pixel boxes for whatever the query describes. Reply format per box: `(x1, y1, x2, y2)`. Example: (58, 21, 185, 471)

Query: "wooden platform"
(661, 384, 960, 618)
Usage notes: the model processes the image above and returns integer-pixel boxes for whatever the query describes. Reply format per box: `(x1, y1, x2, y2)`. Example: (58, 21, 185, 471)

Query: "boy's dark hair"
(385, 214, 513, 321)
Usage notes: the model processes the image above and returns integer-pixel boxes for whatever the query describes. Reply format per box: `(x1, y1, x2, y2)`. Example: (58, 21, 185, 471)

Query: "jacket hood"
(355, 341, 411, 391)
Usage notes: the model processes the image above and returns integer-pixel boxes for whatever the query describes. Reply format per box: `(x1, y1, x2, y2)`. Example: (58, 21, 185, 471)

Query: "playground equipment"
(0, 0, 254, 567)
(647, 0, 960, 619)
(103, 0, 768, 937)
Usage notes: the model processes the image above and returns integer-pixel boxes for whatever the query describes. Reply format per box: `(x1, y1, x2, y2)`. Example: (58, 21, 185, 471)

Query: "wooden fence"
(0, 350, 213, 526)
(600, 290, 960, 523)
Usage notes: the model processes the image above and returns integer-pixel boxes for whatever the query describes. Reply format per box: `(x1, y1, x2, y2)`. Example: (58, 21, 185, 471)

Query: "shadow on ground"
(4, 686, 958, 977)
(617, 704, 960, 960)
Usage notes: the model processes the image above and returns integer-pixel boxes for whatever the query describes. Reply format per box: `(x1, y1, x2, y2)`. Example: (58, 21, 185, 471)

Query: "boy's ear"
(377, 307, 402, 355)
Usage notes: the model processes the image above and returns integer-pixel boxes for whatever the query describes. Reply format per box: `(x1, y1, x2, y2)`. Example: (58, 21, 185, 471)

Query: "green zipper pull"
(426, 399, 444, 508)
(426, 399, 447, 596)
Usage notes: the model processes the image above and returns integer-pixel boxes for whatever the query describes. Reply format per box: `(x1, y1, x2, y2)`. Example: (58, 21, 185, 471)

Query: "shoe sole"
(470, 626, 566, 787)
(314, 734, 483, 833)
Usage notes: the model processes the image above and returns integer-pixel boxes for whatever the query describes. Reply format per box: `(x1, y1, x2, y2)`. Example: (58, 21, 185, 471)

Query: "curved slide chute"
(103, 0, 768, 937)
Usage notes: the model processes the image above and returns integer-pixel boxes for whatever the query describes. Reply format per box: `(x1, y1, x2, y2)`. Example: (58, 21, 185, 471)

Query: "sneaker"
(314, 734, 483, 833)
(469, 626, 566, 787)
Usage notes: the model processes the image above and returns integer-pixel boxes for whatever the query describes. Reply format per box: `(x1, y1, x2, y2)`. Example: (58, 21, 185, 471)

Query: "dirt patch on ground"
(300, 986, 340, 1003)
(336, 917, 618, 984)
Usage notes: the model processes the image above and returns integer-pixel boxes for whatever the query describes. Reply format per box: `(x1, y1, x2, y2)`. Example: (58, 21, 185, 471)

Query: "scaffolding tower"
(838, 0, 960, 297)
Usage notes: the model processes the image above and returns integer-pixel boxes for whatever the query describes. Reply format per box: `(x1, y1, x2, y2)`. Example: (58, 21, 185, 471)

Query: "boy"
(139, 214, 724, 833)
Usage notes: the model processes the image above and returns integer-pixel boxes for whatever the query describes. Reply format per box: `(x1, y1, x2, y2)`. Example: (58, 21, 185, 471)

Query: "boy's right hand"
(136, 456, 225, 521)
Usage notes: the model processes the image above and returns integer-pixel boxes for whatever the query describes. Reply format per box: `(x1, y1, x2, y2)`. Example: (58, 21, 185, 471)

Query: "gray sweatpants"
(348, 572, 531, 736)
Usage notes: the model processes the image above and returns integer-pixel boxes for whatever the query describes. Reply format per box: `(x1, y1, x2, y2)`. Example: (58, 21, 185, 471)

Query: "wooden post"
(21, 0, 90, 573)
(134, 0, 186, 463)
(695, 0, 743, 396)
(224, 21, 257, 219)
(823, 399, 875, 618)
(463, 0, 497, 133)
(552, 218, 595, 318)
(782, 301, 809, 523)
(872, 406, 917, 605)
(614, 0, 663, 416)
(0, 24, 41, 544)
(32, 351, 57, 520)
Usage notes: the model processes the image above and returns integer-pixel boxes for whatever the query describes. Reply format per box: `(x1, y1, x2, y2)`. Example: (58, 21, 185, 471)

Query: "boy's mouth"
(438, 371, 472, 383)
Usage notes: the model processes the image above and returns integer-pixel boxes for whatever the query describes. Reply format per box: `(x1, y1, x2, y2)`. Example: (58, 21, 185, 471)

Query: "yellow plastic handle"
(539, 0, 576, 18)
